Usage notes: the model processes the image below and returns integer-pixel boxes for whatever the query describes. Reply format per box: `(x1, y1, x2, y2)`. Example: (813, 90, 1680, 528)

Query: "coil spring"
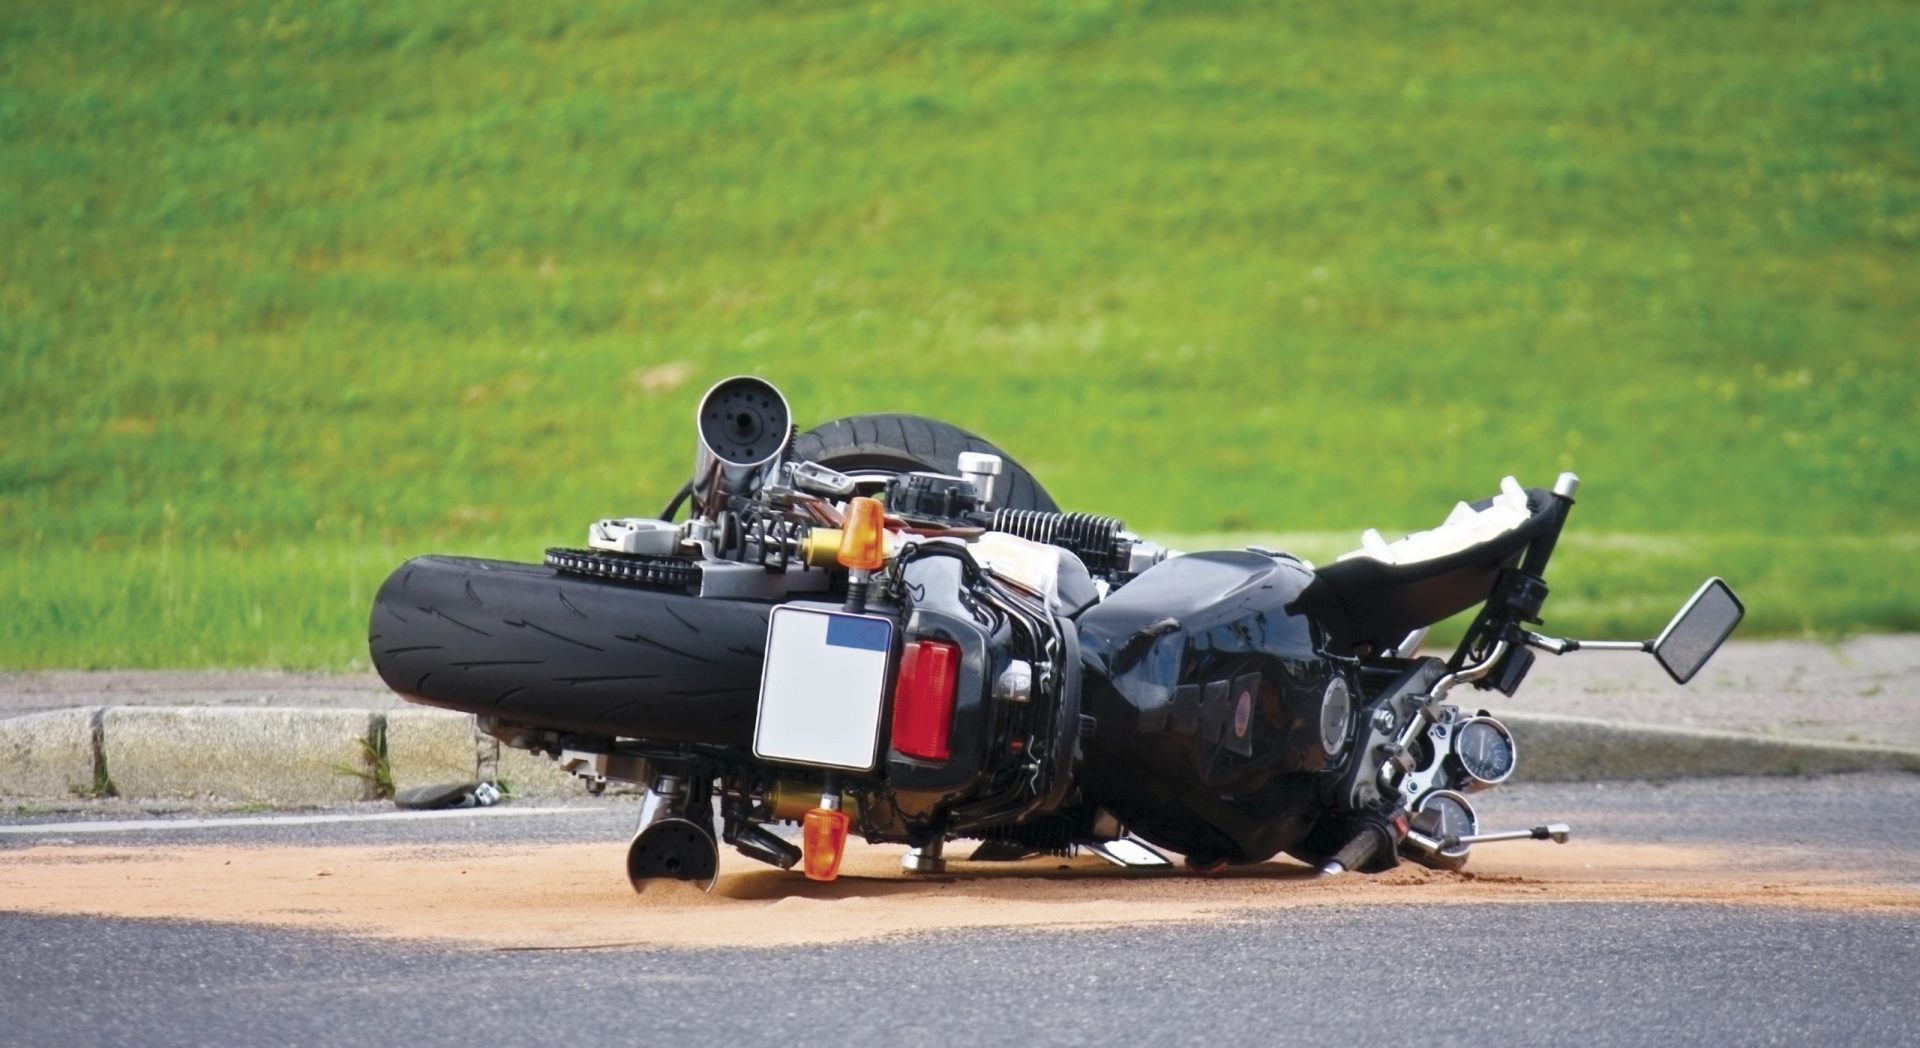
(988, 509, 1127, 574)
(743, 512, 806, 570)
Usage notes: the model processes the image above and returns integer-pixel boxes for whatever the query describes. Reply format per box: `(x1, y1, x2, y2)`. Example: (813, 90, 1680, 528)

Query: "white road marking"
(0, 806, 603, 836)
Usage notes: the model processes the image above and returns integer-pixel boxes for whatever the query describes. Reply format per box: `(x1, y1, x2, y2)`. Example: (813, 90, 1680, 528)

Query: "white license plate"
(751, 605, 895, 771)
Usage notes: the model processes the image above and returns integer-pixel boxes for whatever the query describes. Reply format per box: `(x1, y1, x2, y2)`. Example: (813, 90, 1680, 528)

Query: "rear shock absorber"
(741, 510, 806, 571)
(989, 509, 1128, 574)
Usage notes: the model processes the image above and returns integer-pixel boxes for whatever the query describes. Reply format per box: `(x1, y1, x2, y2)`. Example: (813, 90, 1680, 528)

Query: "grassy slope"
(2, 0, 1916, 668)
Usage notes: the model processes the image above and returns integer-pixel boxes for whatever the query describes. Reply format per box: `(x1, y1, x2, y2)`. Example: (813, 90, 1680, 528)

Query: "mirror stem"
(1523, 631, 1651, 656)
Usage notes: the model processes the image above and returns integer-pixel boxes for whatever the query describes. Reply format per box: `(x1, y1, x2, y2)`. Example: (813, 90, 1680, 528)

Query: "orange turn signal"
(837, 497, 888, 571)
(801, 806, 851, 882)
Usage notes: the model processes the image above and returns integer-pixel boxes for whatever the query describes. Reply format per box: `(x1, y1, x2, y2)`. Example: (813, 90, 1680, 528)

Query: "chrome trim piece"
(626, 816, 720, 894)
(995, 660, 1034, 704)
(1524, 630, 1648, 655)
(1380, 641, 1511, 796)
(1320, 676, 1353, 758)
(1126, 537, 1173, 575)
(901, 838, 948, 874)
(957, 451, 1002, 507)
(1522, 630, 1573, 655)
(1387, 626, 1429, 659)
(1451, 824, 1572, 847)
(1087, 838, 1174, 868)
(691, 375, 791, 516)
(636, 774, 684, 835)
(1431, 639, 1511, 705)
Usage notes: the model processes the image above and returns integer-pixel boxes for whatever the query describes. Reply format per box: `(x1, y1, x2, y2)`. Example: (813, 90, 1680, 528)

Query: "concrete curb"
(0, 706, 103, 799)
(1504, 712, 1920, 781)
(1, 706, 1916, 805)
(102, 707, 376, 805)
(0, 706, 579, 805)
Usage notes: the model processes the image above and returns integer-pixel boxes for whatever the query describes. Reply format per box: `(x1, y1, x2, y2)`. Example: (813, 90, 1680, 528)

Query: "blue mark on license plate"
(825, 615, 891, 653)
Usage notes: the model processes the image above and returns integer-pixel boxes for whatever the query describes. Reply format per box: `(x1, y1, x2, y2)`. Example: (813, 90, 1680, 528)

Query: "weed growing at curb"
(331, 720, 394, 801)
(75, 709, 117, 799)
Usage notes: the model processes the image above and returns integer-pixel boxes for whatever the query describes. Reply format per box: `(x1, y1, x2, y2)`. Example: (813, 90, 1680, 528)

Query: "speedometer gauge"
(1411, 789, 1477, 861)
(1450, 716, 1516, 789)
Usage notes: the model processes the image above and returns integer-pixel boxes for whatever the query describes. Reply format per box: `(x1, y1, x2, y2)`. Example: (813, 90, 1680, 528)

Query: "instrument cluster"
(1398, 708, 1518, 803)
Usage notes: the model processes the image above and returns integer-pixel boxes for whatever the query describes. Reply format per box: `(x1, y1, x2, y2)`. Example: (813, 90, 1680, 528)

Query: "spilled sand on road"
(2, 838, 1914, 950)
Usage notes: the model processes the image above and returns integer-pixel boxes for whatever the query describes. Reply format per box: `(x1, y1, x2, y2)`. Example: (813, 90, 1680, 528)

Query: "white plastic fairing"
(1337, 476, 1532, 567)
(970, 531, 1062, 607)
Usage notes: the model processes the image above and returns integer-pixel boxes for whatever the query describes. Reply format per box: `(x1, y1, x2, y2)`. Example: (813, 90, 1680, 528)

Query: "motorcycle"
(369, 375, 1745, 890)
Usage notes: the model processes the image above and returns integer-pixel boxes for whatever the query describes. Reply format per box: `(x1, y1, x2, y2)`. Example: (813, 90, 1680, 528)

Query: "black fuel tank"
(1075, 551, 1353, 864)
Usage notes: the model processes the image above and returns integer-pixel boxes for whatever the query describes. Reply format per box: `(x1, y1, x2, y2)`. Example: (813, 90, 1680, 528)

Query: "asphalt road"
(5, 776, 1918, 1047)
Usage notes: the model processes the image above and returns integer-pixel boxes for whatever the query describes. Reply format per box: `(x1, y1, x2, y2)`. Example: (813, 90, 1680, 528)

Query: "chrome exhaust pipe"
(627, 817, 721, 894)
(692, 375, 791, 517)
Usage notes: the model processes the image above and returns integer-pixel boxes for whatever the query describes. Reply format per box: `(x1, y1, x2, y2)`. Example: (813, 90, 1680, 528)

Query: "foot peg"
(968, 839, 1036, 862)
(727, 821, 802, 870)
(901, 838, 948, 874)
(1086, 837, 1174, 868)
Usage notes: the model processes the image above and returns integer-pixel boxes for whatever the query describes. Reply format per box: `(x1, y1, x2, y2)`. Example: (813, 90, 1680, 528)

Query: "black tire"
(369, 555, 771, 745)
(791, 413, 1058, 513)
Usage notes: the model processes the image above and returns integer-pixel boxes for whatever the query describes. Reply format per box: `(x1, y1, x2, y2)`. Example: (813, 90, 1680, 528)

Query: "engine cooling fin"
(989, 509, 1128, 574)
(545, 548, 702, 590)
(964, 816, 1080, 857)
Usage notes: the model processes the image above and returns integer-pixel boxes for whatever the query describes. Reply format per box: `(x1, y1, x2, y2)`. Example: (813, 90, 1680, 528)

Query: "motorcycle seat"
(1295, 485, 1561, 655)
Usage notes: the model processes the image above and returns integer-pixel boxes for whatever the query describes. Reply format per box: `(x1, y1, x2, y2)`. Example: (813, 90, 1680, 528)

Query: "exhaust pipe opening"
(692, 375, 791, 517)
(627, 817, 721, 894)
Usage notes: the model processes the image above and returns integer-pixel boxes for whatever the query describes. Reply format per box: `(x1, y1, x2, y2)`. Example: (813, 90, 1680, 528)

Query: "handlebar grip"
(1318, 826, 1384, 877)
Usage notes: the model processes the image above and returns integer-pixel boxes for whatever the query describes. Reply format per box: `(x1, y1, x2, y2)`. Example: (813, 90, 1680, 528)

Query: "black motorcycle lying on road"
(370, 376, 1744, 889)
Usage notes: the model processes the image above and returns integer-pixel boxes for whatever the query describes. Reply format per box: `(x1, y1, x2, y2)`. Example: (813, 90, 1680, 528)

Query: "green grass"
(3, 0, 1916, 668)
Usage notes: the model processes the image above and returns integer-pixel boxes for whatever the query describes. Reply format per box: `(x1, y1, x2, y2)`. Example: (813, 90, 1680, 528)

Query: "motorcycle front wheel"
(791, 413, 1058, 513)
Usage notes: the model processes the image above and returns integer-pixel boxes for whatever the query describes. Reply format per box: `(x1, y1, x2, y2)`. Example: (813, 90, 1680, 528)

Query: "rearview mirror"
(1651, 577, 1745, 684)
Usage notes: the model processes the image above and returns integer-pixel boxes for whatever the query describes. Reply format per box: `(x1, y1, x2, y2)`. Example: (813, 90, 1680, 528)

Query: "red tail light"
(891, 639, 959, 761)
